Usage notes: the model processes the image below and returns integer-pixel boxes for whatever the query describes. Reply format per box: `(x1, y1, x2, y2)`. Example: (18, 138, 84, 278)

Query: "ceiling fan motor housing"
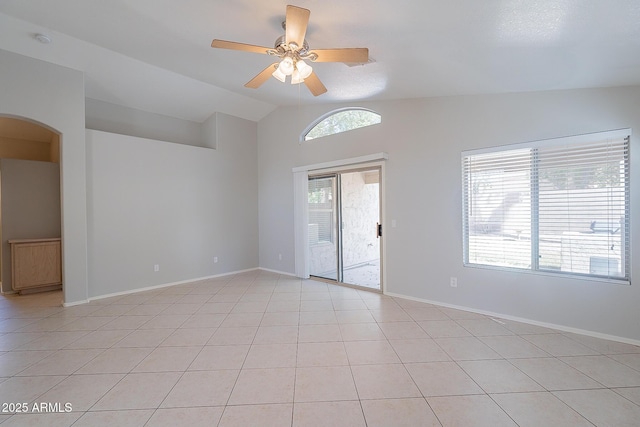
(274, 34, 309, 56)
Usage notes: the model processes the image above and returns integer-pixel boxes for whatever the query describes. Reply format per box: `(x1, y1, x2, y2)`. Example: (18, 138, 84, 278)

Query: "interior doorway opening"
(308, 167, 381, 291)
(0, 116, 62, 295)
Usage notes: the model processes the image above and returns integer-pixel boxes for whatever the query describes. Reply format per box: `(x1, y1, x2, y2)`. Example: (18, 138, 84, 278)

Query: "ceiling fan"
(211, 5, 369, 96)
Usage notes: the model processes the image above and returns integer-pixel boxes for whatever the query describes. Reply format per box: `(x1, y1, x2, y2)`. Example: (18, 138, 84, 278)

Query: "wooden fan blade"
(285, 5, 310, 49)
(310, 48, 369, 63)
(211, 39, 271, 55)
(244, 63, 278, 89)
(304, 71, 327, 96)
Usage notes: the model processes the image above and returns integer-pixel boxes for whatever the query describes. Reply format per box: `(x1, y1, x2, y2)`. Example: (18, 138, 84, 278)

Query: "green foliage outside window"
(304, 109, 381, 141)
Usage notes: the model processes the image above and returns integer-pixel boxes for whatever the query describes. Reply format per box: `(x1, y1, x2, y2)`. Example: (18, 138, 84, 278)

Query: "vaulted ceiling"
(1, 1, 639, 122)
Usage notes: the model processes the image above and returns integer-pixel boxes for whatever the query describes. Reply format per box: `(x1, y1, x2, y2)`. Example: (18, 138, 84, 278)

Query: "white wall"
(258, 86, 640, 342)
(86, 98, 206, 148)
(0, 49, 87, 303)
(86, 112, 258, 298)
(0, 159, 61, 292)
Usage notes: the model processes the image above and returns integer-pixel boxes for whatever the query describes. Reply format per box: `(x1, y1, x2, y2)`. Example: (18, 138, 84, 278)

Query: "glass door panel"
(308, 175, 338, 281)
(340, 170, 381, 289)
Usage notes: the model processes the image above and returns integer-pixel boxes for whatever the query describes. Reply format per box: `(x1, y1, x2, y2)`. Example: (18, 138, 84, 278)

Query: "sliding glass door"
(308, 168, 381, 290)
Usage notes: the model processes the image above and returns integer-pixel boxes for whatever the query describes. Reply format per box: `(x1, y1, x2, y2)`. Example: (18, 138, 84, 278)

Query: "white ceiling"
(1, 0, 639, 123)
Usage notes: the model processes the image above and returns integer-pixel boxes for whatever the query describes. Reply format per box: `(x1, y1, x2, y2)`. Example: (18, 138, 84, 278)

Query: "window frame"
(461, 129, 632, 285)
(300, 107, 381, 143)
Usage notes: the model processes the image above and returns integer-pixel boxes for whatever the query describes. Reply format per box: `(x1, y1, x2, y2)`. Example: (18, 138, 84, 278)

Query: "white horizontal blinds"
(308, 177, 335, 244)
(463, 148, 532, 269)
(462, 130, 630, 282)
(537, 136, 630, 279)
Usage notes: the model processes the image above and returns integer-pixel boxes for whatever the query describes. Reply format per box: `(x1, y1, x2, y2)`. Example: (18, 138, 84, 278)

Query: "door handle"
(376, 222, 382, 238)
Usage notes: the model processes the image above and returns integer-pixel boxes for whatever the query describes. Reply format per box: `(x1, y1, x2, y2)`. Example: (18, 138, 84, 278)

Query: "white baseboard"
(72, 268, 259, 305)
(258, 267, 297, 277)
(385, 291, 640, 347)
(63, 267, 302, 307)
(62, 299, 90, 307)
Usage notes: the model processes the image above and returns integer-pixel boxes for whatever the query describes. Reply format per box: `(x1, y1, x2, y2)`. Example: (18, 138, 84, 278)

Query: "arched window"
(301, 108, 381, 142)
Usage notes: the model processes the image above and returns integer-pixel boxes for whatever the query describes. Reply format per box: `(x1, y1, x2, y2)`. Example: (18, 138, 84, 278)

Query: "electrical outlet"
(154, 264, 160, 272)
(278, 254, 282, 261)
(214, 257, 218, 263)
(450, 277, 457, 288)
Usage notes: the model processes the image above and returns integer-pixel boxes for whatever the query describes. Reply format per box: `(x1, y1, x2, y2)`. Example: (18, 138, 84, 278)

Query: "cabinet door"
(12, 242, 62, 290)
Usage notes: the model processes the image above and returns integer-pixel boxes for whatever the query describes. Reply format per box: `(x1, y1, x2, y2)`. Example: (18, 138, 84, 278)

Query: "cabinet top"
(8, 238, 61, 244)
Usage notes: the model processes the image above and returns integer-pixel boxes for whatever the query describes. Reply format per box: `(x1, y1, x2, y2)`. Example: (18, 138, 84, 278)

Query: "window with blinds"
(462, 129, 631, 283)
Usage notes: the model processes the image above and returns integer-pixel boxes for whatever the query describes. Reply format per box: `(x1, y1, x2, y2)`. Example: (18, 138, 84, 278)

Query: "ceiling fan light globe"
(278, 57, 294, 75)
(296, 59, 313, 79)
(272, 67, 287, 82)
(291, 69, 304, 84)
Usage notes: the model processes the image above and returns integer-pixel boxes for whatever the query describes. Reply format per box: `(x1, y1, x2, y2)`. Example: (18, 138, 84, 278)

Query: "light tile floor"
(1, 270, 639, 426)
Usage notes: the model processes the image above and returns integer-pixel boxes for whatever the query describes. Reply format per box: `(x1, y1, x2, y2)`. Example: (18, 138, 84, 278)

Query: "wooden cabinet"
(9, 238, 62, 294)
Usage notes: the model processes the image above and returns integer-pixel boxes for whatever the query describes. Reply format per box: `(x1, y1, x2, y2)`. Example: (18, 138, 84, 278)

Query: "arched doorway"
(0, 116, 62, 294)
